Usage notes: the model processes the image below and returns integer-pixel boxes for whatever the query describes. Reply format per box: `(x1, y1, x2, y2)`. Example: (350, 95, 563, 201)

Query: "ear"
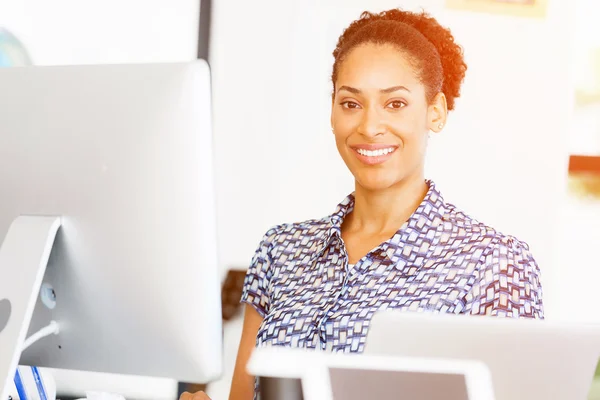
(427, 92, 448, 133)
(330, 94, 336, 134)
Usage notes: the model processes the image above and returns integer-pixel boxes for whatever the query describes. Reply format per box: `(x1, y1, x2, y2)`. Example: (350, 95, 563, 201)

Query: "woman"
(181, 7, 544, 400)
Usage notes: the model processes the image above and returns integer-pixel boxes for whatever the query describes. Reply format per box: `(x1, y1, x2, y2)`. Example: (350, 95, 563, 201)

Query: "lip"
(350, 144, 398, 166)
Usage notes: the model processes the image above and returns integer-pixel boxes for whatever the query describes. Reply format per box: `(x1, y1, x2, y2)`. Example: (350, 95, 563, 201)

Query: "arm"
(229, 225, 280, 399)
(228, 305, 264, 400)
(179, 306, 262, 400)
(465, 235, 544, 319)
(181, 226, 278, 400)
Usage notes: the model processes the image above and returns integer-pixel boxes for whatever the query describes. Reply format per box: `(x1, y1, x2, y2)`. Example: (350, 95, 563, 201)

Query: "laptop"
(248, 346, 495, 400)
(365, 311, 600, 400)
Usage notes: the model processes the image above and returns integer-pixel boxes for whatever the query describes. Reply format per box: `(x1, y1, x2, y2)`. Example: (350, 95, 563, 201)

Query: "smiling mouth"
(355, 147, 396, 157)
(351, 146, 398, 165)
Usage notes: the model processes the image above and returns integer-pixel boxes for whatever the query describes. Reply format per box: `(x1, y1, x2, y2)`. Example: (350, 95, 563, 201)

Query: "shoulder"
(467, 228, 543, 318)
(482, 231, 538, 269)
(443, 201, 532, 247)
(442, 201, 498, 238)
(446, 203, 545, 318)
(444, 200, 539, 273)
(256, 217, 331, 254)
(440, 201, 538, 269)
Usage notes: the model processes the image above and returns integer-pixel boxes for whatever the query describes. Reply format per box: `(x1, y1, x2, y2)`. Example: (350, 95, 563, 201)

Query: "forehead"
(336, 43, 422, 91)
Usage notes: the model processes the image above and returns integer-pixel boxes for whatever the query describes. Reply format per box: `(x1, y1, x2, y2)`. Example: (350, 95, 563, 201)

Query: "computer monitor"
(0, 61, 222, 399)
(366, 310, 600, 400)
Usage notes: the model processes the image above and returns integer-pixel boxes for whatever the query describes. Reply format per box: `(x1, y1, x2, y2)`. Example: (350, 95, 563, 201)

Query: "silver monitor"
(0, 61, 222, 398)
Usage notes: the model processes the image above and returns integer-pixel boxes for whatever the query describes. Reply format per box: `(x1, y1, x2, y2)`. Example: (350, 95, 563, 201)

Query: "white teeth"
(357, 147, 395, 157)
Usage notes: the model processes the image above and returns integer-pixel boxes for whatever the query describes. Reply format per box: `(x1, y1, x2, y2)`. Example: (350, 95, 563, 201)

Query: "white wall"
(0, 0, 199, 66)
(555, 195, 600, 322)
(571, 0, 600, 155)
(557, 0, 600, 323)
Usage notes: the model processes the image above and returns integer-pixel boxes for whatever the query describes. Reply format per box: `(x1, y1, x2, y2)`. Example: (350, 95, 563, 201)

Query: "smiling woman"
(183, 8, 545, 400)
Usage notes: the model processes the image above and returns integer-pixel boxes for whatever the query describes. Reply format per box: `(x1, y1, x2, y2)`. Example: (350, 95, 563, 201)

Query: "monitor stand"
(0, 216, 61, 399)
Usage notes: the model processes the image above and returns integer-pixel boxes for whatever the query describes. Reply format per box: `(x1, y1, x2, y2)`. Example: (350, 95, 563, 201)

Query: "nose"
(357, 107, 385, 137)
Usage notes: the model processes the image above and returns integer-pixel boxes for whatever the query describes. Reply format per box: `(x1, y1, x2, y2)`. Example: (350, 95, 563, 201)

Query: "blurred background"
(1, 0, 600, 398)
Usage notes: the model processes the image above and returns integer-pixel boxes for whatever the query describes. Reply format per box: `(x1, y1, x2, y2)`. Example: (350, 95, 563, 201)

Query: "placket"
(314, 232, 352, 350)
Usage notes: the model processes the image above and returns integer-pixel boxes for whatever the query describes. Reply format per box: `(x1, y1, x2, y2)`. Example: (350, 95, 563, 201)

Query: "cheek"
(334, 132, 350, 156)
(331, 108, 358, 133)
(390, 111, 429, 145)
(332, 119, 359, 149)
(399, 131, 429, 159)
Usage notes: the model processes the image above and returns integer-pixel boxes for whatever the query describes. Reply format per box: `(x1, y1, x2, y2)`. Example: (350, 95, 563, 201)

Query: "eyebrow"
(337, 85, 411, 94)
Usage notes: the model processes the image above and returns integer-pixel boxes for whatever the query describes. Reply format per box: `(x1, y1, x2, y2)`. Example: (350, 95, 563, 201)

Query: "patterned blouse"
(241, 180, 544, 356)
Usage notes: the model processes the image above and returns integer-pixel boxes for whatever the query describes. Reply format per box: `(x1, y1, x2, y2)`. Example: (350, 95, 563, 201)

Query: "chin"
(354, 172, 402, 192)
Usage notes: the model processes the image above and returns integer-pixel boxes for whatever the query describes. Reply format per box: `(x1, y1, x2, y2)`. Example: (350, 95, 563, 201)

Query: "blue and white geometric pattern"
(241, 180, 544, 355)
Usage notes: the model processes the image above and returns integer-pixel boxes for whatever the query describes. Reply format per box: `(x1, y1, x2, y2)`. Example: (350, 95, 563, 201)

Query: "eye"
(387, 100, 407, 109)
(341, 101, 361, 109)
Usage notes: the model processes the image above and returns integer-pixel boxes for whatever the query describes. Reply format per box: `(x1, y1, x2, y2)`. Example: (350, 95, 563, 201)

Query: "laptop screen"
(328, 367, 469, 400)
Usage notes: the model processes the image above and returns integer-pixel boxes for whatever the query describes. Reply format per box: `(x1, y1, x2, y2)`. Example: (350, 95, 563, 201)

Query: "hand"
(179, 391, 211, 400)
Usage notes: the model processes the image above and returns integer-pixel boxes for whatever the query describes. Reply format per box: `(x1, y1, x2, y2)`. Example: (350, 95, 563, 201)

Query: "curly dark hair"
(332, 9, 467, 111)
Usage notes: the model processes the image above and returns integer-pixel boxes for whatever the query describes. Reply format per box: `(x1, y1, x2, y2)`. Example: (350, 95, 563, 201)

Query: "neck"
(347, 174, 429, 235)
